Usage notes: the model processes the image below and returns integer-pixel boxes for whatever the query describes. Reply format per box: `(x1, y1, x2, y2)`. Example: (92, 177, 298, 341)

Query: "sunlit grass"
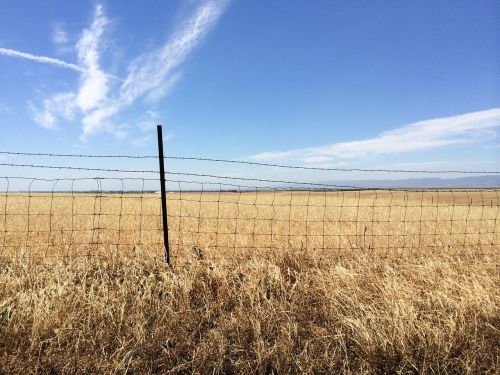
(0, 191, 499, 373)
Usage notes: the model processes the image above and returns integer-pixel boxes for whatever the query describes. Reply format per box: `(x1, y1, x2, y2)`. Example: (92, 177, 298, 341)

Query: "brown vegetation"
(1, 190, 498, 258)
(1, 254, 499, 374)
(0, 191, 499, 373)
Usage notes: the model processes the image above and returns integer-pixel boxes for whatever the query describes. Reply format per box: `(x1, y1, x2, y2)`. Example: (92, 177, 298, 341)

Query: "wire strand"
(1, 151, 499, 174)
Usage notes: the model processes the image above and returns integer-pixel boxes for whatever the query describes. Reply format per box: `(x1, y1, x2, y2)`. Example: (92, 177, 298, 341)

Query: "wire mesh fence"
(0, 177, 163, 258)
(165, 183, 500, 259)
(0, 150, 499, 262)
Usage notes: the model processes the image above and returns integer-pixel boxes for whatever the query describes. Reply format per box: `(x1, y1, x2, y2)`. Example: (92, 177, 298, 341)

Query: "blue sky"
(0, 0, 499, 185)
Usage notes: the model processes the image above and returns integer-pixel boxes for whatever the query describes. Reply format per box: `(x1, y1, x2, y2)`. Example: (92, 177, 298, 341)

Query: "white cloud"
(136, 110, 160, 132)
(5, 1, 228, 141)
(299, 156, 336, 164)
(80, 0, 228, 139)
(0, 47, 82, 72)
(145, 72, 182, 104)
(30, 5, 110, 130)
(30, 92, 76, 129)
(119, 1, 226, 105)
(250, 108, 500, 163)
(53, 25, 68, 45)
(75, 4, 109, 112)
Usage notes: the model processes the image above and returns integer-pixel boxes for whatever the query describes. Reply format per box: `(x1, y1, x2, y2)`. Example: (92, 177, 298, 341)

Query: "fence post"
(157, 125, 170, 265)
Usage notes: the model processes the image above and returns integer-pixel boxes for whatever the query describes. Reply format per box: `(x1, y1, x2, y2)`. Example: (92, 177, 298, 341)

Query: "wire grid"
(0, 177, 164, 258)
(0, 150, 499, 260)
(1, 176, 499, 260)
(166, 181, 500, 259)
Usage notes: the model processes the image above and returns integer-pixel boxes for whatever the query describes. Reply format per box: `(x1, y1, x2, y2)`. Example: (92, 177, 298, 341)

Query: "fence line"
(0, 146, 499, 263)
(2, 162, 500, 190)
(1, 150, 500, 174)
(0, 177, 499, 262)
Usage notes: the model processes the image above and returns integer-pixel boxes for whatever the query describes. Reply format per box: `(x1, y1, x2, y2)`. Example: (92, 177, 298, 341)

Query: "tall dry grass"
(0, 191, 499, 373)
(0, 190, 498, 258)
(1, 253, 499, 373)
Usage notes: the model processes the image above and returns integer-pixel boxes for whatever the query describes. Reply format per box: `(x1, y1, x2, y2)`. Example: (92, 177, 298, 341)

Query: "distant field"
(0, 189, 498, 258)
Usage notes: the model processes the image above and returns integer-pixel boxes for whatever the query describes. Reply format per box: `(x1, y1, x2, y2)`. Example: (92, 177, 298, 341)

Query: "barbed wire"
(1, 175, 499, 195)
(1, 146, 499, 262)
(164, 156, 500, 175)
(0, 163, 362, 189)
(0, 176, 499, 262)
(0, 162, 158, 174)
(1, 151, 499, 174)
(2, 163, 500, 191)
(0, 151, 156, 159)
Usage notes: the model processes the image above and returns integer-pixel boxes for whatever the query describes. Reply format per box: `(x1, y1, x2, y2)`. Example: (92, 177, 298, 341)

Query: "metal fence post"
(157, 125, 170, 265)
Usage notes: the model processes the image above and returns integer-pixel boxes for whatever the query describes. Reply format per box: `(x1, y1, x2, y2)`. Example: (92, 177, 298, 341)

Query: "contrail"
(0, 47, 83, 72)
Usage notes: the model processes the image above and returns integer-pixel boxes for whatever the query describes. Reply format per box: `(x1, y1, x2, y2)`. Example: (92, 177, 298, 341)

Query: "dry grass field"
(1, 190, 499, 373)
(1, 189, 498, 258)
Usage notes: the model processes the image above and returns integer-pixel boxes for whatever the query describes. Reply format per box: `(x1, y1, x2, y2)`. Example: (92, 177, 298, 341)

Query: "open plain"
(0, 190, 499, 373)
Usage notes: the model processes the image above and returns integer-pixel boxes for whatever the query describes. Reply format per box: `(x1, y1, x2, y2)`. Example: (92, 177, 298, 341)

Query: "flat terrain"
(0, 190, 499, 373)
(0, 190, 498, 258)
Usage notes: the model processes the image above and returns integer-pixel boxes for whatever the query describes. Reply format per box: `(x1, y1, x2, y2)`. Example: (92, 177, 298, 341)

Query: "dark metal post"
(157, 125, 170, 265)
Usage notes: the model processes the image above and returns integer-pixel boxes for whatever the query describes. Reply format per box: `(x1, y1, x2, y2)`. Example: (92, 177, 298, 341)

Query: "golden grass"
(1, 254, 499, 373)
(0, 191, 499, 373)
(0, 190, 498, 258)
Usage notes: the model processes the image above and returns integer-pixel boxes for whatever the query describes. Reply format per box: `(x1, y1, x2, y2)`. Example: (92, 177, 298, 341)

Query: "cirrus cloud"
(0, 47, 83, 72)
(0, 1, 229, 141)
(249, 108, 500, 163)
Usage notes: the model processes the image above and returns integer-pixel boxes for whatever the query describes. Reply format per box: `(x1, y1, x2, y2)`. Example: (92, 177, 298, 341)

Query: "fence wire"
(0, 151, 499, 261)
(164, 182, 500, 259)
(0, 177, 163, 258)
(1, 150, 499, 174)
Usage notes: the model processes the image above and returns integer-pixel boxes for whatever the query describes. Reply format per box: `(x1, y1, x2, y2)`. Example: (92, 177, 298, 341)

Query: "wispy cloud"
(28, 4, 112, 133)
(75, 4, 109, 113)
(136, 110, 160, 133)
(80, 0, 228, 139)
(120, 1, 227, 106)
(131, 110, 173, 147)
(30, 92, 76, 129)
(28, 5, 110, 130)
(52, 25, 74, 55)
(0, 1, 228, 141)
(0, 47, 83, 72)
(53, 25, 68, 45)
(249, 108, 500, 163)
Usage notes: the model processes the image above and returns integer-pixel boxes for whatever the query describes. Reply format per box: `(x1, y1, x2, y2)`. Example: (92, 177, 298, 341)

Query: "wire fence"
(0, 149, 499, 262)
